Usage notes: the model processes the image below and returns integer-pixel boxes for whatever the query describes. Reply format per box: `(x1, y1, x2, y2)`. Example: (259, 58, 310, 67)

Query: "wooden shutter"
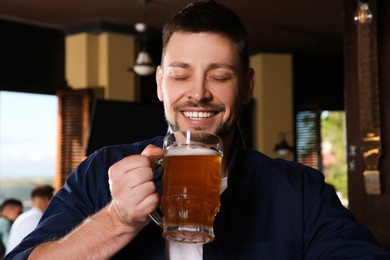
(55, 89, 91, 189)
(295, 109, 322, 171)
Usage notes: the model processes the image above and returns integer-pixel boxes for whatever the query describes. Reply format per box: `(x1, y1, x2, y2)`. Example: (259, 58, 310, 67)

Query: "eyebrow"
(208, 63, 238, 73)
(168, 62, 237, 72)
(167, 62, 190, 69)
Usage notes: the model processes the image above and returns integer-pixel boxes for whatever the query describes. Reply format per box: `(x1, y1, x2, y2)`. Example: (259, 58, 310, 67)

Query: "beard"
(167, 118, 229, 138)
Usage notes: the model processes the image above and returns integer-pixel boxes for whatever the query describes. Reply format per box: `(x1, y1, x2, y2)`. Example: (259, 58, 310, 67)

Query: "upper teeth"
(183, 111, 214, 120)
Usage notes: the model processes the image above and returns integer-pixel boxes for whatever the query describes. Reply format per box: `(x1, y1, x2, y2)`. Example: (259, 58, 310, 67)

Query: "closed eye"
(167, 66, 191, 81)
(170, 74, 190, 81)
(208, 74, 235, 83)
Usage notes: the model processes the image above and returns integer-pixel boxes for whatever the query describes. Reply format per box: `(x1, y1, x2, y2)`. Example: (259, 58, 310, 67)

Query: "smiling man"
(157, 31, 254, 177)
(5, 1, 390, 259)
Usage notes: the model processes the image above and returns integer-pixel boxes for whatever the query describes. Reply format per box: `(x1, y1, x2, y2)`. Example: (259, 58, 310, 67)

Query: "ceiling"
(0, 0, 345, 54)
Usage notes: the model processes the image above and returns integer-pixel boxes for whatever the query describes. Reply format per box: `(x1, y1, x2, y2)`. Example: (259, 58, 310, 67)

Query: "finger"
(112, 155, 151, 173)
(137, 192, 160, 216)
(126, 166, 155, 188)
(129, 181, 157, 207)
(109, 165, 154, 199)
(108, 155, 152, 183)
(141, 144, 164, 158)
(126, 182, 159, 220)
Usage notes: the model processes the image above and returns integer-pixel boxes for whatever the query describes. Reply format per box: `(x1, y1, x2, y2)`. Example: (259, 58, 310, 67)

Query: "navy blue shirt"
(6, 130, 390, 259)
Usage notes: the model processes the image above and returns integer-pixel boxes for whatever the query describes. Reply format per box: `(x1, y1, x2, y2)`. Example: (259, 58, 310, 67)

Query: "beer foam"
(166, 146, 220, 156)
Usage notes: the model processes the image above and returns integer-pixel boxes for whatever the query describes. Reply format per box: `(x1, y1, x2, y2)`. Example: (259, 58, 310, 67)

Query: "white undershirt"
(168, 176, 228, 260)
(6, 207, 43, 254)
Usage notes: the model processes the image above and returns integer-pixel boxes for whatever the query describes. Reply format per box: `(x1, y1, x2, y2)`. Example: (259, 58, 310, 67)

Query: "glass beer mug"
(150, 130, 223, 244)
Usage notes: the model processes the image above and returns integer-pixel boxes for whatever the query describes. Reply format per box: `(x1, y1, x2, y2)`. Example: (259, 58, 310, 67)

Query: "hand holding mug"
(108, 145, 163, 231)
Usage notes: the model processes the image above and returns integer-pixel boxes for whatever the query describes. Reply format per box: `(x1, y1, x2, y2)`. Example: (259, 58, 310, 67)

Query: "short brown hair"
(162, 0, 250, 73)
(0, 198, 22, 212)
(31, 185, 54, 199)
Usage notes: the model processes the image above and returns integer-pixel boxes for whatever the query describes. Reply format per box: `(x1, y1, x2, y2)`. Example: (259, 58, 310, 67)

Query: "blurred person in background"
(0, 198, 23, 258)
(5, 185, 54, 255)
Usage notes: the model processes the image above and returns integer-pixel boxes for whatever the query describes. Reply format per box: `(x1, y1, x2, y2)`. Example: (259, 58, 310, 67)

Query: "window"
(0, 91, 57, 207)
(296, 110, 322, 170)
(296, 109, 348, 206)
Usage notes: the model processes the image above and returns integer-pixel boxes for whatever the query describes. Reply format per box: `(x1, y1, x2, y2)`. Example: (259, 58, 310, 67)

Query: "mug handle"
(149, 209, 164, 228)
(148, 156, 164, 229)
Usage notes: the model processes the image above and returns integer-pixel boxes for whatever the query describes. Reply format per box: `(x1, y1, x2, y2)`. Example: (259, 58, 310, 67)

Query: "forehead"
(162, 32, 240, 67)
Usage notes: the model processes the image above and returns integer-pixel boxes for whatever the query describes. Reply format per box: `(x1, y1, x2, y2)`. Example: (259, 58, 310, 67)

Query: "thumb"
(141, 144, 164, 158)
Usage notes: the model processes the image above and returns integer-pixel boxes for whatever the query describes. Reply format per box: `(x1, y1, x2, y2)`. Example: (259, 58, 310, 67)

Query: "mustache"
(173, 101, 225, 111)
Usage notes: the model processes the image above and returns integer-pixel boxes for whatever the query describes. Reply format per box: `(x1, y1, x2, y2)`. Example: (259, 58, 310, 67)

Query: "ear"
(243, 68, 255, 104)
(156, 65, 164, 101)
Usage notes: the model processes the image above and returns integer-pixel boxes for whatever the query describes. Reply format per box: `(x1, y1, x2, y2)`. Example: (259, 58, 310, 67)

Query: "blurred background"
(0, 0, 389, 249)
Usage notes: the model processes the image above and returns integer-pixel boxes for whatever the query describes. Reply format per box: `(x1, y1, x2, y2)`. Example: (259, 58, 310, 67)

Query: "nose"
(186, 75, 212, 101)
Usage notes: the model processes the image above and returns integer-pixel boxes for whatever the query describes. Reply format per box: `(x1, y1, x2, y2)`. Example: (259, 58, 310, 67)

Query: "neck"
(32, 198, 47, 212)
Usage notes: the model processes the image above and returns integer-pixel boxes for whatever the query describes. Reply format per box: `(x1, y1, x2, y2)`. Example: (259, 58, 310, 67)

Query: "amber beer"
(161, 146, 222, 243)
(148, 131, 223, 243)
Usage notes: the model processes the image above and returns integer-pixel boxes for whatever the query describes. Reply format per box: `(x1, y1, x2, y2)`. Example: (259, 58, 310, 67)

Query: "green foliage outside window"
(321, 111, 348, 205)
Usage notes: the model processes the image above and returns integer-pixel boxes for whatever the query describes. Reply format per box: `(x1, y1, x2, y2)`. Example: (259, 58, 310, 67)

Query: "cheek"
(161, 86, 181, 118)
(162, 88, 179, 108)
(161, 78, 190, 107)
(218, 87, 239, 108)
(221, 89, 241, 120)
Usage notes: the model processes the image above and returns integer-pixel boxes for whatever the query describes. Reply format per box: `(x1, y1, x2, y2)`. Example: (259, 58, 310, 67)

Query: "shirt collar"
(222, 126, 246, 198)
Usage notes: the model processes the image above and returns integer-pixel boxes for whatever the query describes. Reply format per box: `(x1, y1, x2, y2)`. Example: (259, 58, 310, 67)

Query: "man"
(0, 198, 22, 258)
(6, 185, 54, 254)
(6, 1, 390, 259)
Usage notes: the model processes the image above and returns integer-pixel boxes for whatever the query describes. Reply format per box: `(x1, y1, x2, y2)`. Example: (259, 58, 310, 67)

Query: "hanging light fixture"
(274, 132, 294, 157)
(353, 0, 373, 25)
(130, 22, 156, 76)
(132, 49, 156, 76)
(129, 0, 156, 76)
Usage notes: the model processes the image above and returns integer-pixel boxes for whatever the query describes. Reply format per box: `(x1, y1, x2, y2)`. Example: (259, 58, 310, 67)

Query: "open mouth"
(183, 111, 216, 120)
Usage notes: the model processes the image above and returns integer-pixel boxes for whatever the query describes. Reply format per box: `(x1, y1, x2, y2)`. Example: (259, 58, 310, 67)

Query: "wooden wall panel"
(344, 0, 390, 249)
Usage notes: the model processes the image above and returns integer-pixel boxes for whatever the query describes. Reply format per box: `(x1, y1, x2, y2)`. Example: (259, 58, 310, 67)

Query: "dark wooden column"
(56, 89, 91, 189)
(344, 0, 390, 249)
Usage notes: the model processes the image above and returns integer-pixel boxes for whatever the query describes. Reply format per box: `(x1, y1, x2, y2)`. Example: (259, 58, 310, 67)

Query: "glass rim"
(163, 130, 223, 155)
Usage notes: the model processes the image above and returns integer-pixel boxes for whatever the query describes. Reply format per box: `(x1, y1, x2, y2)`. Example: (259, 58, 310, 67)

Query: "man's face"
(3, 205, 22, 221)
(156, 32, 252, 138)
